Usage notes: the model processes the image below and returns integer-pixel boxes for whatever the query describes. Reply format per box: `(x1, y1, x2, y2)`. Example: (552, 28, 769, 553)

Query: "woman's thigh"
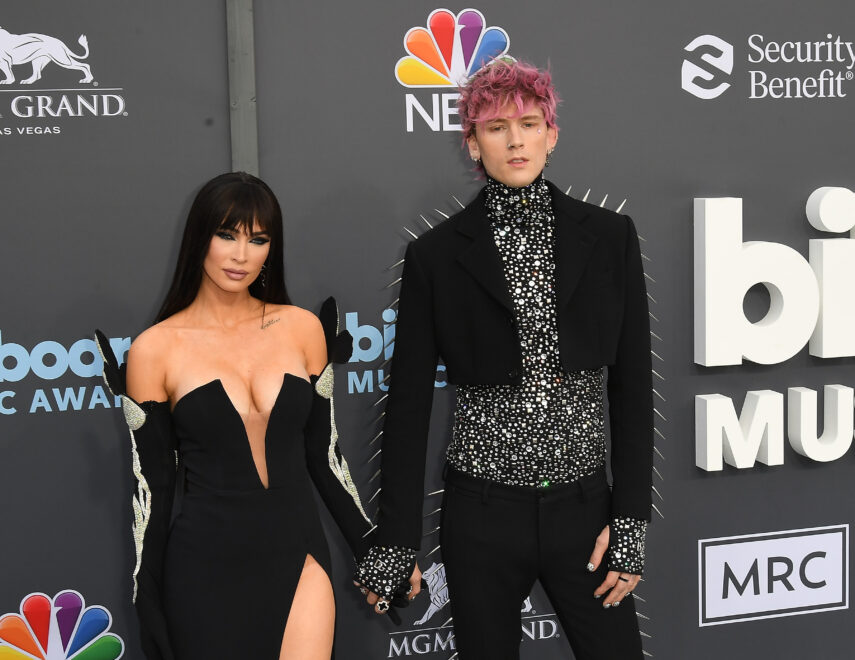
(279, 554, 335, 660)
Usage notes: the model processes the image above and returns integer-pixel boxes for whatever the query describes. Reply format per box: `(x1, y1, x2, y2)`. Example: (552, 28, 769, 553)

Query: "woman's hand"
(588, 525, 641, 607)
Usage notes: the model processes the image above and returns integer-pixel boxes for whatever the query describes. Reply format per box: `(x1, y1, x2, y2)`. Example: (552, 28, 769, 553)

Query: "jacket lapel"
(548, 181, 598, 309)
(455, 190, 514, 312)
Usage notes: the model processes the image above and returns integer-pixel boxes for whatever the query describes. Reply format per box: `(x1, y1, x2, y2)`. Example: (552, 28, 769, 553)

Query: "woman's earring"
(260, 264, 267, 288)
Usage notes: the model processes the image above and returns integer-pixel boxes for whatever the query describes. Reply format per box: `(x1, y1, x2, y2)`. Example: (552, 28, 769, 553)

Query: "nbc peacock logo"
(0, 590, 124, 660)
(396, 8, 511, 132)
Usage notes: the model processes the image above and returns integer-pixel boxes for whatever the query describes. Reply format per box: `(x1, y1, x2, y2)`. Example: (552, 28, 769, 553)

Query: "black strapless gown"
(164, 374, 333, 659)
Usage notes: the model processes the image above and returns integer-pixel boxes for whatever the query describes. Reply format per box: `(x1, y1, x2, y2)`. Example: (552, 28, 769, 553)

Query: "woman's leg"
(279, 554, 335, 660)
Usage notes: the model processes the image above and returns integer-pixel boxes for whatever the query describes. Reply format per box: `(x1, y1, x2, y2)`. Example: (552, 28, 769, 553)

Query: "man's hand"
(587, 525, 641, 607)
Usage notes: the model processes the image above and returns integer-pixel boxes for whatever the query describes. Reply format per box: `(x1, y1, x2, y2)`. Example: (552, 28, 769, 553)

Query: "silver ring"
(376, 599, 390, 613)
(359, 587, 368, 595)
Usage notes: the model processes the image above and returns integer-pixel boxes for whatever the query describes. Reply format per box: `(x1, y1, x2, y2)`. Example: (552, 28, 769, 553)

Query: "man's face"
(467, 102, 557, 188)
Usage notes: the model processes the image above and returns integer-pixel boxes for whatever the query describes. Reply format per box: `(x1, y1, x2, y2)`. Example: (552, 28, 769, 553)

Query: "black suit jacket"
(377, 180, 654, 549)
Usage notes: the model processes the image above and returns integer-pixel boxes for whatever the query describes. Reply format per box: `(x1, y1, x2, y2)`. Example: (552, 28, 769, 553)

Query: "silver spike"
(649, 311, 659, 322)
(633, 593, 647, 603)
(565, 184, 573, 195)
(650, 330, 663, 342)
(600, 194, 609, 208)
(640, 630, 652, 638)
(452, 194, 465, 209)
(653, 466, 663, 481)
(381, 372, 392, 384)
(372, 393, 389, 408)
(369, 468, 381, 483)
(652, 485, 663, 501)
(647, 292, 657, 304)
(434, 209, 450, 219)
(426, 544, 442, 557)
(652, 389, 666, 402)
(654, 428, 666, 442)
(370, 410, 386, 425)
(616, 199, 627, 213)
(403, 226, 419, 240)
(643, 651, 653, 657)
(362, 524, 378, 538)
(369, 430, 383, 445)
(636, 611, 651, 621)
(423, 507, 442, 518)
(644, 272, 656, 283)
(367, 448, 382, 463)
(641, 253, 651, 262)
(638, 234, 647, 242)
(379, 356, 392, 369)
(654, 445, 665, 460)
(427, 489, 445, 497)
(419, 214, 434, 229)
(389, 298, 400, 308)
(423, 526, 440, 536)
(447, 654, 458, 660)
(582, 188, 591, 202)
(369, 488, 382, 503)
(652, 369, 665, 381)
(385, 277, 402, 289)
(653, 408, 667, 422)
(652, 503, 664, 519)
(651, 350, 664, 362)
(441, 617, 454, 629)
(388, 258, 405, 270)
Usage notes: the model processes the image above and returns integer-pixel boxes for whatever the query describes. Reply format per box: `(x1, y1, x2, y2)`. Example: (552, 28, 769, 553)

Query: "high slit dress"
(95, 302, 372, 660)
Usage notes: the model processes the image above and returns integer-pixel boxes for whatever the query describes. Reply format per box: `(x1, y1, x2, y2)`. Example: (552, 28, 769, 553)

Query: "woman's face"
(202, 220, 271, 294)
(467, 101, 557, 188)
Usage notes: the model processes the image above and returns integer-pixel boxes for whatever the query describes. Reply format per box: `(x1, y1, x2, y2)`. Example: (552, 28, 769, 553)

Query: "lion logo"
(414, 562, 534, 625)
(0, 26, 94, 85)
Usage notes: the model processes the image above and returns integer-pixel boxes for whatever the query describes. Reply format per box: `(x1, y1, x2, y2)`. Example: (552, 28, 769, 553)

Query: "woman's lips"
(223, 269, 248, 280)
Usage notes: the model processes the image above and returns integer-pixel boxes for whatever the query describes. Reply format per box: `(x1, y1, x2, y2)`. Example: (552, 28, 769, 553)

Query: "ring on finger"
(359, 587, 368, 595)
(376, 599, 390, 613)
(618, 576, 630, 583)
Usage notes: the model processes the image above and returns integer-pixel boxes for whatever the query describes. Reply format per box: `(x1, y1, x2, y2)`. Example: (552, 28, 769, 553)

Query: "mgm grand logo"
(0, 25, 126, 132)
(387, 562, 560, 657)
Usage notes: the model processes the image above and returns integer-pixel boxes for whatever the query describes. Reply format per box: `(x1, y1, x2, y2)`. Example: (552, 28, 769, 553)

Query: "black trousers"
(440, 467, 644, 660)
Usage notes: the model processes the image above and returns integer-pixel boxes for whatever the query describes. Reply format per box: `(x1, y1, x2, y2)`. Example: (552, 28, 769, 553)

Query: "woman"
(356, 60, 653, 658)
(96, 172, 372, 659)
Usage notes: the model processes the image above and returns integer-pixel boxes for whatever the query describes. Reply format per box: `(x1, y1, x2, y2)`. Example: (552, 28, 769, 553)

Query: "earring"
(545, 148, 554, 167)
(471, 155, 480, 163)
(260, 264, 267, 288)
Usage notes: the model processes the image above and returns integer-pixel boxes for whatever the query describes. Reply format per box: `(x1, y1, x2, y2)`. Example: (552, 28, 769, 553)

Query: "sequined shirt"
(446, 175, 647, 573)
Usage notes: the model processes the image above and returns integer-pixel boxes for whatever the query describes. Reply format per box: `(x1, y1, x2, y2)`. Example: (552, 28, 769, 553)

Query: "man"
(356, 60, 653, 659)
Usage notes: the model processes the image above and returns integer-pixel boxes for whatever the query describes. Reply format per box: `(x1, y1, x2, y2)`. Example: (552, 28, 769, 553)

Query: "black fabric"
(377, 180, 654, 549)
(440, 468, 643, 660)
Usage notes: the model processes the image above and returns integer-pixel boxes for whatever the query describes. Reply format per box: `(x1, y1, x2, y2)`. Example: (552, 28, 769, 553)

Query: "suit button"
(508, 369, 519, 380)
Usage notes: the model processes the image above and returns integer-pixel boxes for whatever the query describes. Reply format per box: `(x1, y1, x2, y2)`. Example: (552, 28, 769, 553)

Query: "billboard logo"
(682, 34, 734, 99)
(397, 8, 510, 132)
(699, 525, 849, 625)
(0, 589, 124, 659)
(0, 27, 94, 85)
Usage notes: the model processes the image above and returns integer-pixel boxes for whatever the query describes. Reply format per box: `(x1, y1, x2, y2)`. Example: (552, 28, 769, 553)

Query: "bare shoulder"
(276, 305, 326, 374)
(126, 323, 173, 402)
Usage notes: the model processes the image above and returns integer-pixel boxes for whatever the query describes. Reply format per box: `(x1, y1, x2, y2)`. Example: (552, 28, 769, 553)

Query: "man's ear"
(467, 134, 480, 160)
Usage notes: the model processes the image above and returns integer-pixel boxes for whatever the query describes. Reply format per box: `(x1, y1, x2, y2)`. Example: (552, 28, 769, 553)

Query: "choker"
(484, 174, 551, 225)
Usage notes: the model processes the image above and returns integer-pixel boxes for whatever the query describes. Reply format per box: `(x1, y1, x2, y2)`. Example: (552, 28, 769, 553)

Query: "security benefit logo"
(387, 562, 558, 657)
(694, 189, 855, 471)
(0, 331, 129, 416)
(0, 24, 127, 137)
(0, 589, 124, 659)
(699, 526, 848, 625)
(396, 8, 509, 132)
(682, 33, 855, 100)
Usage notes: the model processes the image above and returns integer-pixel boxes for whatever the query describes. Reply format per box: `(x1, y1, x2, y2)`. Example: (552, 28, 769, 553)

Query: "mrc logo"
(0, 589, 124, 659)
(395, 8, 510, 132)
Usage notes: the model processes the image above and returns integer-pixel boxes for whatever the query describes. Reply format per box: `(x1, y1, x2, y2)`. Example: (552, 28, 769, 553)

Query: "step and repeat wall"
(2, 1, 853, 658)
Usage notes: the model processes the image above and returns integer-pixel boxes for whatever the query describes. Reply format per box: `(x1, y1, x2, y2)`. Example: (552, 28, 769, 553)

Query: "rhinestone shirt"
(447, 174, 646, 573)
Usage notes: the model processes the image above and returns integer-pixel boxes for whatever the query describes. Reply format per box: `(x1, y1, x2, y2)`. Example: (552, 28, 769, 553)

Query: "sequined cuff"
(354, 545, 416, 598)
(607, 517, 647, 575)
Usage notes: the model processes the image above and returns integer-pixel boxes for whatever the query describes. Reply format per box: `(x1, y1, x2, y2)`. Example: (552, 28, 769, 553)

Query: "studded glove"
(354, 545, 417, 599)
(607, 516, 647, 575)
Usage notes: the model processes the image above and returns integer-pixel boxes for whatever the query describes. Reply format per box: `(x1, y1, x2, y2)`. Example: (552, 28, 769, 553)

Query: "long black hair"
(155, 172, 291, 323)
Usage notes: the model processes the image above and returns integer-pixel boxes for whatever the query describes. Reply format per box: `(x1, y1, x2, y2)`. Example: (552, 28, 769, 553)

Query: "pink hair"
(457, 60, 560, 141)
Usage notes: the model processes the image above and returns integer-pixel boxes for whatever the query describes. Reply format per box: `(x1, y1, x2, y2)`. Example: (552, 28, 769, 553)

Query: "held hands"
(588, 524, 641, 608)
(353, 546, 421, 625)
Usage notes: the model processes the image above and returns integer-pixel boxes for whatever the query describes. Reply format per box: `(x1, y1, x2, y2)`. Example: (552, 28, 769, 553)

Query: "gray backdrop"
(2, 1, 853, 659)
